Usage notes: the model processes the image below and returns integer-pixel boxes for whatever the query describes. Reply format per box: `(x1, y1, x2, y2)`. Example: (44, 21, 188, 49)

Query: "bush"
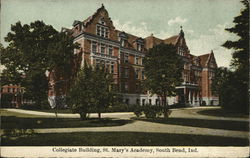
(134, 104, 171, 119)
(169, 103, 186, 109)
(133, 104, 143, 117)
(105, 103, 135, 112)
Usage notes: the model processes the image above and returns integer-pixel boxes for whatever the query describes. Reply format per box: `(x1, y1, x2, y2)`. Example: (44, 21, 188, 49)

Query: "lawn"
(1, 115, 133, 129)
(0, 109, 133, 131)
(1, 132, 248, 146)
(1, 107, 249, 146)
(132, 117, 249, 132)
(197, 108, 249, 118)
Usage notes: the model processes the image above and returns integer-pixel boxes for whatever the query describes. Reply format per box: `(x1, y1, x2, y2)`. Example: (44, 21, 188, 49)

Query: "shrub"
(141, 104, 167, 119)
(105, 103, 130, 112)
(133, 104, 143, 117)
(169, 103, 186, 109)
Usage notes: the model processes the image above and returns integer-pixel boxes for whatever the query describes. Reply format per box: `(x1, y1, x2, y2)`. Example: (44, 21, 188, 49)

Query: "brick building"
(48, 4, 218, 106)
(0, 84, 25, 108)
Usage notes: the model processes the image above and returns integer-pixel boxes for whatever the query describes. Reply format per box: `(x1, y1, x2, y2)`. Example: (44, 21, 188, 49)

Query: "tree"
(1, 21, 78, 108)
(67, 64, 118, 120)
(216, 0, 249, 113)
(143, 43, 183, 115)
(223, 0, 249, 74)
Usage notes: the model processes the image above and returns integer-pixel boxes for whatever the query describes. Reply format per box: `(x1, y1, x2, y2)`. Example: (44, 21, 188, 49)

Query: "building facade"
(49, 4, 218, 106)
(0, 84, 26, 108)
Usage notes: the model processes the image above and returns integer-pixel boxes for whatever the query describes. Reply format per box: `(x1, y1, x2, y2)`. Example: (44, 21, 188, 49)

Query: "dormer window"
(178, 47, 184, 56)
(137, 44, 142, 51)
(119, 32, 128, 47)
(135, 38, 144, 51)
(121, 39, 125, 47)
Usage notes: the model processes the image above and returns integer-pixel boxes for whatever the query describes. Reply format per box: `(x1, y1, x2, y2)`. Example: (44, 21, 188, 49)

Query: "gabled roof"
(164, 35, 179, 45)
(81, 4, 115, 29)
(144, 34, 164, 49)
(73, 20, 81, 26)
(198, 51, 217, 68)
(198, 53, 210, 67)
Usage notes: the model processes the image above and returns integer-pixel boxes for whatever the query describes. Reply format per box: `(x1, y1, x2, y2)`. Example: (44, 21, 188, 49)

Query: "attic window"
(178, 47, 184, 56)
(99, 17, 106, 25)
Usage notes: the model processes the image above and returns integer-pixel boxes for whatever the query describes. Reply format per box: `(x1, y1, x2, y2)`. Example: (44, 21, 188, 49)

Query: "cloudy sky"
(1, 0, 244, 67)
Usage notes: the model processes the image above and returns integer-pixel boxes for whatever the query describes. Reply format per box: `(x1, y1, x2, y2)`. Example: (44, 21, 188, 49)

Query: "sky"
(0, 0, 244, 67)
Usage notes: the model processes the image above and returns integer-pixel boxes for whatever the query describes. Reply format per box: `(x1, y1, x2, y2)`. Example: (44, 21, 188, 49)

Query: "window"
(149, 99, 152, 105)
(108, 46, 113, 56)
(124, 53, 129, 63)
(96, 25, 109, 38)
(136, 99, 140, 105)
(125, 98, 129, 104)
(184, 74, 188, 82)
(155, 99, 159, 105)
(184, 64, 190, 70)
(178, 47, 184, 55)
(92, 41, 97, 53)
(95, 59, 100, 67)
(209, 71, 214, 79)
(135, 68, 139, 79)
(101, 44, 106, 54)
(124, 68, 129, 78)
(142, 70, 145, 80)
(135, 56, 139, 65)
(124, 82, 129, 92)
(110, 63, 114, 74)
(121, 39, 125, 47)
(100, 60, 105, 67)
(135, 83, 140, 93)
(142, 99, 145, 105)
(99, 18, 106, 25)
(97, 25, 100, 36)
(105, 63, 110, 72)
(101, 27, 105, 37)
(137, 44, 142, 51)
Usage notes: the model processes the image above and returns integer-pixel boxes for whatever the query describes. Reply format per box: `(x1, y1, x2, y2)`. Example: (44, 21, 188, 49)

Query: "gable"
(207, 53, 217, 68)
(83, 5, 117, 41)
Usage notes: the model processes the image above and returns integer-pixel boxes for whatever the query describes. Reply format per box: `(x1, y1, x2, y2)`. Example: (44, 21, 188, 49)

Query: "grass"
(28, 108, 74, 114)
(132, 117, 249, 132)
(1, 132, 248, 146)
(1, 107, 248, 146)
(1, 116, 133, 129)
(197, 108, 249, 118)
